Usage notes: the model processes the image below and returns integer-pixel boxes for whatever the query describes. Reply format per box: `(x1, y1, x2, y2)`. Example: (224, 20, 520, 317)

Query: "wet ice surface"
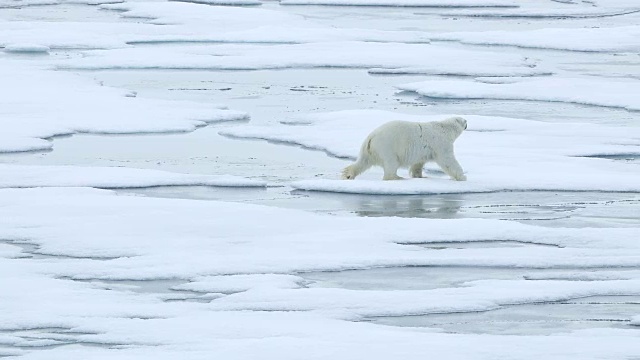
(368, 295, 640, 335)
(62, 67, 640, 126)
(302, 266, 567, 291)
(123, 186, 640, 228)
(304, 267, 640, 334)
(2, 1, 640, 358)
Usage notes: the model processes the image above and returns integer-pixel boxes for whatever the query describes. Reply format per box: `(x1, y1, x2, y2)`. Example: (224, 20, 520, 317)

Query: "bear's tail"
(341, 138, 373, 180)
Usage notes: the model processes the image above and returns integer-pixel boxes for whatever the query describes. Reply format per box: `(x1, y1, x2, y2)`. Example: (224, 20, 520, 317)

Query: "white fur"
(342, 116, 467, 181)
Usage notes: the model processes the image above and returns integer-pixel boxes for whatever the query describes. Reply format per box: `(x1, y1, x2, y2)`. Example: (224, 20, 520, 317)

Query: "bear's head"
(451, 116, 467, 131)
(440, 116, 467, 136)
(435, 116, 467, 141)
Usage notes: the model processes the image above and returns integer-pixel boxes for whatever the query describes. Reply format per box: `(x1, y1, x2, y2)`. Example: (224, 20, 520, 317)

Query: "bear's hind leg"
(409, 162, 425, 178)
(381, 159, 403, 181)
(383, 171, 403, 181)
(342, 160, 371, 180)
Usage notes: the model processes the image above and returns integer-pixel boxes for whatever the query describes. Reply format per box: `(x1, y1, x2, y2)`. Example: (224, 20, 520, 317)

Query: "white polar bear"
(342, 116, 467, 181)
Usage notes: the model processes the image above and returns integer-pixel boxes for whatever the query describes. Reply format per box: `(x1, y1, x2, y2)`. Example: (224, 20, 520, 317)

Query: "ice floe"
(0, 164, 266, 188)
(61, 41, 542, 77)
(368, 66, 551, 77)
(279, 0, 640, 20)
(211, 279, 640, 317)
(438, 7, 640, 19)
(3, 43, 50, 53)
(170, 0, 262, 5)
(0, 21, 168, 49)
(0, 59, 247, 153)
(65, 0, 125, 4)
(220, 110, 640, 194)
(430, 25, 640, 52)
(0, 0, 58, 8)
(0, 2, 517, 75)
(99, 1, 299, 27)
(0, 4, 430, 49)
(398, 77, 640, 112)
(431, 0, 640, 18)
(279, 0, 519, 7)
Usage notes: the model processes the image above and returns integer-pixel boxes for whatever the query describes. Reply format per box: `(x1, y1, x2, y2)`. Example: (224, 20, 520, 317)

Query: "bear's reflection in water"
(351, 195, 463, 219)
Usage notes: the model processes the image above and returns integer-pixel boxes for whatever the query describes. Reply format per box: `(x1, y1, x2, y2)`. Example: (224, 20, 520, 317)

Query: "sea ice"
(2, 0, 639, 358)
(3, 43, 50, 53)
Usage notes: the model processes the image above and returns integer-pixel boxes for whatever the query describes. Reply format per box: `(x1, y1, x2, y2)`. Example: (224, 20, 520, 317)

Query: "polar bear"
(342, 116, 467, 181)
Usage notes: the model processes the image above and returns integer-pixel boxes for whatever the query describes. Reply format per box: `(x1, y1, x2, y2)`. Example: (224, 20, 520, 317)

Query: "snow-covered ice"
(170, 0, 262, 5)
(99, 1, 296, 27)
(438, 6, 640, 19)
(279, 0, 519, 7)
(0, 0, 58, 8)
(3, 43, 49, 53)
(429, 25, 640, 52)
(0, 0, 125, 6)
(0, 21, 168, 49)
(97, 1, 434, 44)
(279, 0, 640, 23)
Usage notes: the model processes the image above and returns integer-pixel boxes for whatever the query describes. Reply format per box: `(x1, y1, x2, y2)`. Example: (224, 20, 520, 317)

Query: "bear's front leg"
(435, 151, 466, 181)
